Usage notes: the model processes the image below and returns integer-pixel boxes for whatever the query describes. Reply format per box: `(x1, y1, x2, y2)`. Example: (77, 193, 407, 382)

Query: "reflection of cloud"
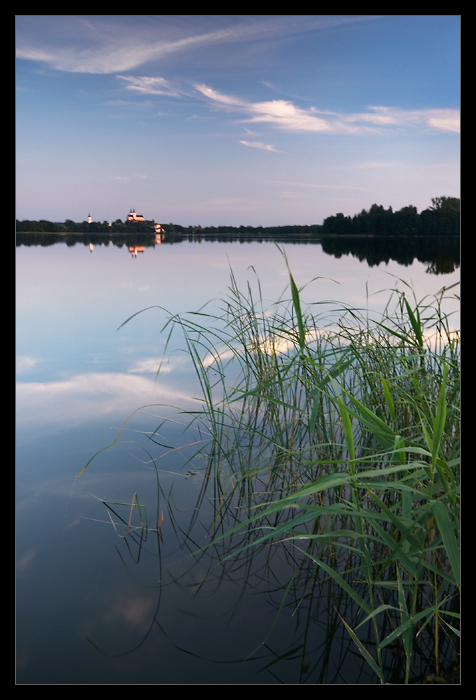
(201, 348, 235, 369)
(83, 590, 156, 639)
(16, 372, 197, 432)
(102, 593, 155, 630)
(201, 328, 336, 369)
(128, 357, 181, 374)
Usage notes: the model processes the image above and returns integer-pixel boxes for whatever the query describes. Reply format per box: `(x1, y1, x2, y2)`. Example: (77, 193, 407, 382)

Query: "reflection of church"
(128, 233, 164, 256)
(86, 210, 165, 256)
(128, 246, 145, 257)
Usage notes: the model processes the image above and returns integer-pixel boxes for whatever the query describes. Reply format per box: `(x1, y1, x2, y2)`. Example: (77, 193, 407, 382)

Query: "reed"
(82, 247, 460, 683)
(168, 250, 459, 683)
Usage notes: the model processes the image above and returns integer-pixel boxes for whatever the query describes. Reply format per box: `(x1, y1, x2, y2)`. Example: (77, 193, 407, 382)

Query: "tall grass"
(81, 248, 460, 683)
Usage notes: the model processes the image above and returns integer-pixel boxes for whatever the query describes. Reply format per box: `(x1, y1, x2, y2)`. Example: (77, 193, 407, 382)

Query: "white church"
(87, 209, 164, 234)
(126, 208, 145, 222)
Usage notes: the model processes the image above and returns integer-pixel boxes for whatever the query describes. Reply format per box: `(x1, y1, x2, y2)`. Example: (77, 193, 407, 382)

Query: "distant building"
(87, 214, 92, 224)
(126, 208, 165, 235)
(127, 208, 144, 222)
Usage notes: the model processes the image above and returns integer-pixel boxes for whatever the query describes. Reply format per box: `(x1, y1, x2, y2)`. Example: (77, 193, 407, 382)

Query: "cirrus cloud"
(344, 105, 460, 133)
(16, 15, 381, 75)
(239, 140, 283, 153)
(116, 75, 180, 97)
(194, 83, 460, 135)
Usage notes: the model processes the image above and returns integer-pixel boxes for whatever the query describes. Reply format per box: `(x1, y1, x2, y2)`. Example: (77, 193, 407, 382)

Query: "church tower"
(127, 208, 144, 222)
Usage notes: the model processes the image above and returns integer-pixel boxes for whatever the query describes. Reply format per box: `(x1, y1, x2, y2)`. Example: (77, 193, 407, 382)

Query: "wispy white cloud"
(194, 83, 247, 109)
(107, 172, 149, 182)
(345, 161, 401, 170)
(183, 197, 252, 213)
(343, 105, 460, 134)
(16, 25, 246, 75)
(16, 356, 39, 374)
(280, 191, 307, 199)
(116, 75, 180, 97)
(248, 101, 334, 133)
(194, 84, 335, 133)
(16, 17, 458, 136)
(240, 140, 283, 153)
(426, 113, 460, 133)
(194, 84, 460, 135)
(16, 15, 380, 75)
(275, 180, 371, 191)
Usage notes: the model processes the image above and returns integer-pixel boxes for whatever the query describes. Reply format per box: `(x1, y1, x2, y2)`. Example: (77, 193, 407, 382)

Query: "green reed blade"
(430, 499, 460, 588)
(98, 253, 459, 684)
(336, 394, 356, 464)
(403, 295, 424, 349)
(336, 611, 385, 682)
(289, 271, 306, 352)
(431, 362, 448, 469)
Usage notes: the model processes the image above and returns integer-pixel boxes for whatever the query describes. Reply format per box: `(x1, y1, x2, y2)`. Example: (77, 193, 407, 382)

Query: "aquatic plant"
(81, 246, 460, 683)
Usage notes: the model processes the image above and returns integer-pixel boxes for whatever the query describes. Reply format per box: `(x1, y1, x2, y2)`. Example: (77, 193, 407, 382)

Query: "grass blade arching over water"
(84, 251, 460, 683)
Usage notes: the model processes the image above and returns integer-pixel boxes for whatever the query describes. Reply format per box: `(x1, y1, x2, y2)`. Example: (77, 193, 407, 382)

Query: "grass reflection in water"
(80, 247, 460, 684)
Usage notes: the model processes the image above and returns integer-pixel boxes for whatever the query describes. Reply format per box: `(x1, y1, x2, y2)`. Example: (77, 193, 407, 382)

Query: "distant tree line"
(16, 196, 459, 237)
(15, 218, 160, 233)
(180, 224, 323, 236)
(14, 219, 324, 235)
(16, 219, 65, 233)
(321, 197, 460, 237)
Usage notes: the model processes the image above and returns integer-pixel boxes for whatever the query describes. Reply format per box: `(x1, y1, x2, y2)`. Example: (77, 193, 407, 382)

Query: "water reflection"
(16, 232, 460, 275)
(16, 236, 460, 684)
(70, 448, 458, 684)
(319, 235, 460, 275)
(15, 372, 196, 436)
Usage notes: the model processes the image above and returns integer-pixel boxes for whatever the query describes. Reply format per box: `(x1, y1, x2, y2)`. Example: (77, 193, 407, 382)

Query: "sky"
(15, 15, 460, 227)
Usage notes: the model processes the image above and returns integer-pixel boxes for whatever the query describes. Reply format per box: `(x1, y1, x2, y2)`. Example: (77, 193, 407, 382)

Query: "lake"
(16, 233, 460, 684)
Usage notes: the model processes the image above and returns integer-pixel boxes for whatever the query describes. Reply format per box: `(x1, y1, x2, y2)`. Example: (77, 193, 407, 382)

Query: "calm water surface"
(16, 236, 459, 684)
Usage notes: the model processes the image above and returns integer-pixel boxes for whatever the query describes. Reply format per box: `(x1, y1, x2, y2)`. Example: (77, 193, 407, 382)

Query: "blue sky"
(16, 15, 460, 227)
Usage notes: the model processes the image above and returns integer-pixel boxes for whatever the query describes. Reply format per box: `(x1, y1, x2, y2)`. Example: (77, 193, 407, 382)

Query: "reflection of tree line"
(319, 235, 460, 275)
(16, 231, 460, 275)
(16, 232, 162, 249)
